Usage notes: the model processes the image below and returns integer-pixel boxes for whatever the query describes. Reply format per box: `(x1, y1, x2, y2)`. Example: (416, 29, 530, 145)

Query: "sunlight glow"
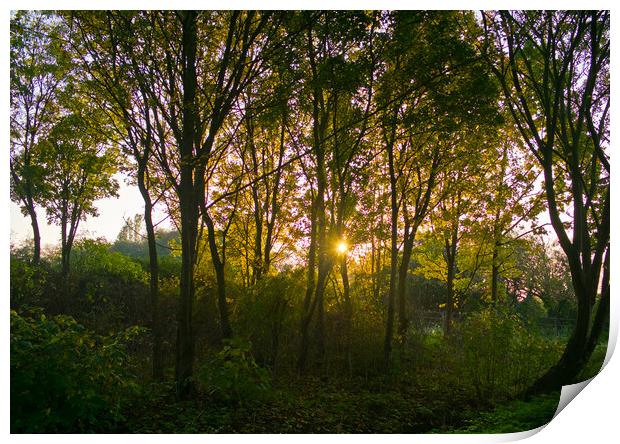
(336, 240, 348, 254)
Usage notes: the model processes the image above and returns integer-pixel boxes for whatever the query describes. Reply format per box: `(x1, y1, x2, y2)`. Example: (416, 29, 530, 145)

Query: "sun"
(336, 240, 348, 254)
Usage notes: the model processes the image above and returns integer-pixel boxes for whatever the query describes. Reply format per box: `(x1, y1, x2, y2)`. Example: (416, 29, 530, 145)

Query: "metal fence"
(412, 310, 576, 338)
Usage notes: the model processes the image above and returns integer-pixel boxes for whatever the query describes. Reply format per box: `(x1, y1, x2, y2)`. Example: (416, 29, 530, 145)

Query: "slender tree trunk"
(263, 223, 274, 276)
(253, 214, 263, 283)
(175, 10, 199, 399)
(247, 113, 264, 284)
(145, 207, 163, 380)
(445, 258, 455, 337)
(340, 256, 352, 325)
(383, 128, 398, 369)
(371, 233, 376, 298)
(397, 229, 415, 339)
(444, 223, 458, 337)
(262, 116, 286, 276)
(137, 168, 163, 381)
(204, 211, 233, 340)
(300, 21, 330, 371)
(11, 165, 42, 265)
(61, 216, 69, 277)
(584, 248, 610, 361)
(490, 147, 506, 305)
(374, 239, 382, 302)
(26, 202, 41, 265)
(243, 217, 251, 288)
(340, 255, 353, 373)
(314, 252, 328, 367)
(298, 198, 318, 373)
(490, 243, 500, 304)
(313, 141, 329, 368)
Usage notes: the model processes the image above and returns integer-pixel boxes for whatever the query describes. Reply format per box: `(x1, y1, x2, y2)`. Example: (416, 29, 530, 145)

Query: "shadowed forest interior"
(10, 10, 609, 433)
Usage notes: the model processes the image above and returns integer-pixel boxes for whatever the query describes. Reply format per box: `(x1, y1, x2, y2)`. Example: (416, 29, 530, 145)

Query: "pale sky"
(9, 177, 171, 250)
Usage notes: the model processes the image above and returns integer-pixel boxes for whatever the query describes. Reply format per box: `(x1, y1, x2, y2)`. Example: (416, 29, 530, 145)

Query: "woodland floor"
(119, 376, 560, 434)
(119, 344, 605, 434)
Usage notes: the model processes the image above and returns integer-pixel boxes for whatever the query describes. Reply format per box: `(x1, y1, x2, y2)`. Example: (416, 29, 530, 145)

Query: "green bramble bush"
(198, 337, 271, 405)
(11, 309, 145, 432)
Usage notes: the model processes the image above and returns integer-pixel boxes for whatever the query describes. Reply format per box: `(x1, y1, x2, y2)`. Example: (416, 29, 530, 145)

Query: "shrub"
(197, 337, 271, 405)
(233, 271, 304, 371)
(64, 239, 149, 331)
(10, 257, 48, 309)
(453, 308, 564, 402)
(10, 309, 144, 432)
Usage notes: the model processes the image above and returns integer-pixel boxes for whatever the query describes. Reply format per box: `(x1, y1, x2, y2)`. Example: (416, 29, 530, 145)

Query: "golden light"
(336, 240, 348, 255)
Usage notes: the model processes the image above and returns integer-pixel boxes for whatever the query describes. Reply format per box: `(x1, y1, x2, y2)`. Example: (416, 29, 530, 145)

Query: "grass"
(441, 393, 560, 434)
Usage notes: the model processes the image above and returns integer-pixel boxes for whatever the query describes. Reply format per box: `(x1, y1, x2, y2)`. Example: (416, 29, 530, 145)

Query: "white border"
(3, 3, 618, 442)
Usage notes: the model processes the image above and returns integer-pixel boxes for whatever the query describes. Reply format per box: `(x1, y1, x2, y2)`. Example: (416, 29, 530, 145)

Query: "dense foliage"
(11, 309, 143, 432)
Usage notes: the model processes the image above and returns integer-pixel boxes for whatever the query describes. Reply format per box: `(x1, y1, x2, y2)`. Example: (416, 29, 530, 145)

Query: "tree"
(235, 79, 295, 284)
(476, 127, 545, 305)
(38, 110, 119, 276)
(483, 11, 610, 391)
(378, 10, 498, 363)
(295, 11, 376, 372)
(117, 214, 144, 243)
(507, 236, 576, 320)
(65, 10, 179, 381)
(10, 11, 68, 264)
(129, 11, 282, 396)
(195, 11, 284, 344)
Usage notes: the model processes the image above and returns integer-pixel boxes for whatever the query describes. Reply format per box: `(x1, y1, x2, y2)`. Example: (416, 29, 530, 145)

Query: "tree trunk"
(263, 223, 274, 276)
(374, 239, 382, 302)
(383, 128, 398, 369)
(397, 229, 415, 339)
(312, 139, 329, 369)
(176, 206, 196, 399)
(340, 255, 353, 374)
(253, 211, 263, 283)
(445, 258, 455, 337)
(370, 233, 376, 299)
(527, 155, 607, 393)
(27, 202, 41, 265)
(248, 113, 264, 284)
(137, 169, 163, 381)
(204, 211, 233, 340)
(340, 256, 352, 326)
(300, 22, 329, 371)
(262, 116, 286, 276)
(175, 10, 199, 400)
(314, 251, 328, 368)
(61, 215, 69, 277)
(444, 224, 458, 337)
(490, 243, 500, 304)
(298, 198, 318, 373)
(585, 248, 610, 361)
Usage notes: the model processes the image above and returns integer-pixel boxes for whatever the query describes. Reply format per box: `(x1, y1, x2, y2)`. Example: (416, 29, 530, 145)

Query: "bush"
(64, 239, 149, 331)
(233, 272, 302, 370)
(11, 309, 144, 432)
(10, 257, 48, 309)
(197, 337, 271, 405)
(453, 308, 564, 402)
